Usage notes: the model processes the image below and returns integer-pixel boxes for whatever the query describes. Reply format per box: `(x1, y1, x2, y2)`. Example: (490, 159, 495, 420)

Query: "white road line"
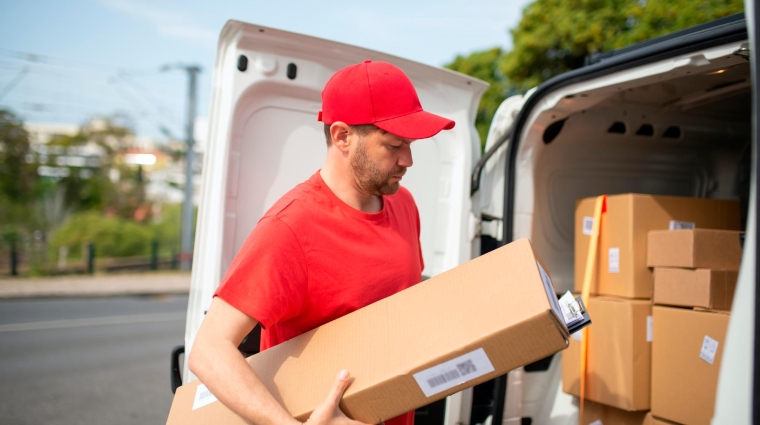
(0, 312, 186, 333)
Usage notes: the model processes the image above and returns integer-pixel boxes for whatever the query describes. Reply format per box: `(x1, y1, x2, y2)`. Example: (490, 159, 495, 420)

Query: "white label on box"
(669, 220, 696, 230)
(413, 348, 495, 398)
(572, 331, 582, 341)
(558, 291, 583, 326)
(647, 316, 653, 342)
(583, 216, 594, 235)
(699, 335, 720, 365)
(192, 383, 219, 410)
(608, 248, 620, 273)
(537, 261, 564, 325)
(590, 420, 603, 425)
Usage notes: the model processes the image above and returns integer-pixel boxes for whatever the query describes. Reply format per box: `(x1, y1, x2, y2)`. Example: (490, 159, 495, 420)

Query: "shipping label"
(583, 217, 594, 236)
(647, 316, 653, 342)
(413, 348, 495, 397)
(669, 220, 696, 230)
(558, 291, 584, 326)
(608, 248, 620, 273)
(699, 335, 720, 365)
(192, 383, 219, 410)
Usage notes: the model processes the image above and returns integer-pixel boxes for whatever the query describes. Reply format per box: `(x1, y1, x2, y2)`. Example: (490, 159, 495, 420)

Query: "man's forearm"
(189, 340, 300, 425)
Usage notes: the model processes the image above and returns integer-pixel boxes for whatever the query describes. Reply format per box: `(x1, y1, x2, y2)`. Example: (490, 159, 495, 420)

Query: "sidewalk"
(0, 271, 191, 298)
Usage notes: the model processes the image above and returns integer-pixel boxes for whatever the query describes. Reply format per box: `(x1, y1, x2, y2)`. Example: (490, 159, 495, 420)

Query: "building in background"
(23, 118, 204, 207)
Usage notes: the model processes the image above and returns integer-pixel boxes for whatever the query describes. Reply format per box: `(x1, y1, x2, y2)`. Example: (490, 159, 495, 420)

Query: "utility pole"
(162, 63, 202, 271)
(180, 65, 201, 271)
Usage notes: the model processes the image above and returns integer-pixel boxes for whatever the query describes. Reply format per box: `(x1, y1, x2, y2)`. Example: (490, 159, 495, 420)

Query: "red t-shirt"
(215, 171, 421, 425)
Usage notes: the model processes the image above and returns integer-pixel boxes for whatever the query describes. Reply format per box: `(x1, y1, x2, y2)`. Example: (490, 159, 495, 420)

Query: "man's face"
(349, 127, 414, 196)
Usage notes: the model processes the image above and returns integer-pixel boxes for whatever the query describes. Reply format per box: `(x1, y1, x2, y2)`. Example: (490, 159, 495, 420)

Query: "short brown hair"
(323, 124, 378, 147)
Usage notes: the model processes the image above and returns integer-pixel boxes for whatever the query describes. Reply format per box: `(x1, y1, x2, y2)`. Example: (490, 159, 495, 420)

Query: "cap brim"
(373, 110, 455, 140)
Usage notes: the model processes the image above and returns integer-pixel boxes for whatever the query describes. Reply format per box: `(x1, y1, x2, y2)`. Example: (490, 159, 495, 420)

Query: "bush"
(150, 203, 184, 257)
(50, 212, 154, 258)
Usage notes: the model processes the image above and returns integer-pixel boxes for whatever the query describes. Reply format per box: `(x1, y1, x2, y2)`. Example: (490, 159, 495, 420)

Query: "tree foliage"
(447, 0, 745, 148)
(445, 48, 518, 146)
(502, 0, 745, 89)
(0, 109, 40, 244)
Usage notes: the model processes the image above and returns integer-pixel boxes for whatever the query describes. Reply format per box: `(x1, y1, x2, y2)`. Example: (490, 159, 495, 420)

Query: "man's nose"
(398, 144, 413, 167)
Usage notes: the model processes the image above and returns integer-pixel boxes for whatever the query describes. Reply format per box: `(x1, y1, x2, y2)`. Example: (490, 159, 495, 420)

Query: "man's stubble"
(350, 139, 405, 196)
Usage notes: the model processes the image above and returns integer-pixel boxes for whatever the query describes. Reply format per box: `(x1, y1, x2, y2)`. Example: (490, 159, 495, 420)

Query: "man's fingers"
(326, 369, 351, 406)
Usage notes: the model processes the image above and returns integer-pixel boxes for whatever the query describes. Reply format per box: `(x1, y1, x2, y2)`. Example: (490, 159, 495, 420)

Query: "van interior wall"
(524, 87, 751, 293)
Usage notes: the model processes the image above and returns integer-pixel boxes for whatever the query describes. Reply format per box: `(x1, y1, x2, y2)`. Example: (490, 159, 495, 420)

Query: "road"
(0, 295, 188, 425)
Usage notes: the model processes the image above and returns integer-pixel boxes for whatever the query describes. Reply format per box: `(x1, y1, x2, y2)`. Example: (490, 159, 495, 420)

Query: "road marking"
(0, 312, 186, 333)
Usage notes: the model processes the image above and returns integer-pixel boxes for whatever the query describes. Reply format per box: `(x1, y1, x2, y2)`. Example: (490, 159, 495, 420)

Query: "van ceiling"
(603, 61, 751, 120)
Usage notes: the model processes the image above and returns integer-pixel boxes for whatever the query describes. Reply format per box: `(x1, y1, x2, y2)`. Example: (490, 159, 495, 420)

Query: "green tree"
(0, 109, 40, 244)
(445, 48, 517, 147)
(447, 0, 744, 148)
(502, 0, 745, 89)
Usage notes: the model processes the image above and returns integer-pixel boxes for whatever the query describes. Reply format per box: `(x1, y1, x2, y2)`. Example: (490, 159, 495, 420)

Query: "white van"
(171, 11, 758, 425)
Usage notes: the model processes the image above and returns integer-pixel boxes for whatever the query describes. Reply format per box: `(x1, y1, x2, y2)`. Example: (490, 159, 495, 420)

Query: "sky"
(0, 0, 532, 141)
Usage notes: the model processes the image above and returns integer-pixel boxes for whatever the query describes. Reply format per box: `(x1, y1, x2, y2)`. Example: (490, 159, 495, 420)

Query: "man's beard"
(350, 140, 405, 196)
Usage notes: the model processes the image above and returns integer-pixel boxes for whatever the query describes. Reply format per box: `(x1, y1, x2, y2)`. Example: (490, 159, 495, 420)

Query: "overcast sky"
(0, 0, 532, 140)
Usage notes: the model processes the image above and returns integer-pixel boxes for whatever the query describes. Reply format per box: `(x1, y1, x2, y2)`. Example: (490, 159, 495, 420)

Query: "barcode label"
(669, 220, 695, 230)
(192, 383, 219, 410)
(583, 217, 594, 235)
(558, 291, 583, 326)
(699, 335, 719, 365)
(608, 248, 620, 273)
(413, 348, 495, 397)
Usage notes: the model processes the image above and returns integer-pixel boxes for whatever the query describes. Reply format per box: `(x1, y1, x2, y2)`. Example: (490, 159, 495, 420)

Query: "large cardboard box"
(562, 297, 652, 411)
(653, 268, 737, 310)
(581, 400, 649, 425)
(167, 239, 573, 425)
(647, 229, 743, 270)
(651, 306, 729, 425)
(575, 194, 740, 298)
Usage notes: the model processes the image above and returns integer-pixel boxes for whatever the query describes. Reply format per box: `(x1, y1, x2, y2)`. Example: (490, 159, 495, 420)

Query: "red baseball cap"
(318, 60, 455, 139)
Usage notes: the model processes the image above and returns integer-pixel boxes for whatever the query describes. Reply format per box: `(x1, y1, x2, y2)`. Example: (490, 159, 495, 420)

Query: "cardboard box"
(644, 412, 678, 424)
(653, 268, 737, 310)
(575, 194, 740, 298)
(562, 296, 652, 411)
(167, 239, 572, 425)
(580, 399, 649, 425)
(651, 306, 729, 425)
(647, 229, 744, 270)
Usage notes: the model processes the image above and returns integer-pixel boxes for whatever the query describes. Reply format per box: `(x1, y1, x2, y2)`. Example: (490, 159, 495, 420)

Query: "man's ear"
(330, 122, 351, 153)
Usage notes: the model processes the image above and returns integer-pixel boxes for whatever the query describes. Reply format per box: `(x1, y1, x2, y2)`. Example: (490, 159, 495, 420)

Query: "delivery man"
(188, 60, 456, 425)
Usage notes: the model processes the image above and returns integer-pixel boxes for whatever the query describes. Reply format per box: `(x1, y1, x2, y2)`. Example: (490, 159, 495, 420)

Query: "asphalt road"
(0, 295, 188, 425)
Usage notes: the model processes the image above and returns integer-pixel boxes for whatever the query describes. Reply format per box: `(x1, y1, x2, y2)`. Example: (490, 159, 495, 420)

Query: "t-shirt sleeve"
(214, 216, 308, 329)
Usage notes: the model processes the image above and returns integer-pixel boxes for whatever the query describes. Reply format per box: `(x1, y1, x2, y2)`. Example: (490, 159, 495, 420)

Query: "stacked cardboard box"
(563, 194, 740, 417)
(648, 229, 742, 425)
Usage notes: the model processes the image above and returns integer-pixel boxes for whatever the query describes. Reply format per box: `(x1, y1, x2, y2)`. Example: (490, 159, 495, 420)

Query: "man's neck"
(319, 166, 383, 213)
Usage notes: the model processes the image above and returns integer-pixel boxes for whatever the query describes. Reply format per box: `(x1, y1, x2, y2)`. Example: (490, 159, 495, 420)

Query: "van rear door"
(182, 19, 487, 424)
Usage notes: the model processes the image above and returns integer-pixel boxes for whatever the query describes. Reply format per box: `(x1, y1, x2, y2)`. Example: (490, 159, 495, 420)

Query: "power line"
(0, 48, 159, 77)
(0, 67, 29, 102)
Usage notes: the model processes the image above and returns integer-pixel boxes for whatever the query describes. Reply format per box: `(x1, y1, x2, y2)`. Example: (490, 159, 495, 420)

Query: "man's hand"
(304, 370, 381, 425)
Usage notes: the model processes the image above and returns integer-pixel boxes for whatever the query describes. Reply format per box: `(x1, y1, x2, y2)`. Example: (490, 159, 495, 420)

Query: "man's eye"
(387, 145, 401, 151)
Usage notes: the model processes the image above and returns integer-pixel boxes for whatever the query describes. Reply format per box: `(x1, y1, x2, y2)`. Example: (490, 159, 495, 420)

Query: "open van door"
(180, 20, 487, 425)
(713, 1, 758, 423)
